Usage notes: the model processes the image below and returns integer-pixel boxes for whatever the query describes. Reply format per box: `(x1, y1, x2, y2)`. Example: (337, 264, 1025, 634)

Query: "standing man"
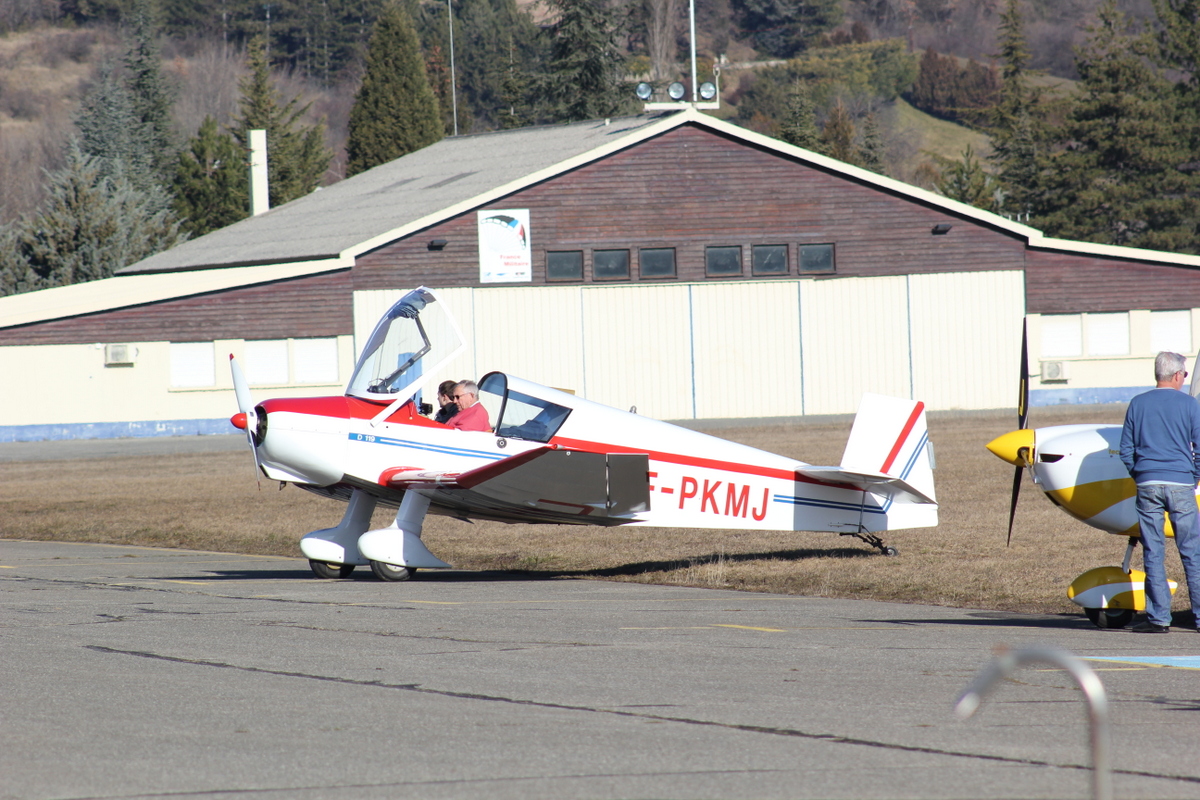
(447, 380, 491, 432)
(1119, 351, 1200, 632)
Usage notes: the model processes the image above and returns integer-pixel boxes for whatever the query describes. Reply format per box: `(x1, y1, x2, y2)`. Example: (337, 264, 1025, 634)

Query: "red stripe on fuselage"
(257, 396, 446, 428)
(879, 402, 924, 474)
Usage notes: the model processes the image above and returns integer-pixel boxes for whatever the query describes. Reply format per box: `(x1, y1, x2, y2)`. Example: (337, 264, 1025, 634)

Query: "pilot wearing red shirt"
(447, 380, 491, 432)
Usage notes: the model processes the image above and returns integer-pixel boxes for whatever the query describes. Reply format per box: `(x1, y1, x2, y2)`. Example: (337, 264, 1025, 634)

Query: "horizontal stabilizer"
(381, 447, 650, 524)
(794, 466, 936, 505)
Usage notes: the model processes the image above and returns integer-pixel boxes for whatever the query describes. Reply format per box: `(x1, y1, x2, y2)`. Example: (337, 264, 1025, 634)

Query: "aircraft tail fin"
(834, 393, 937, 530)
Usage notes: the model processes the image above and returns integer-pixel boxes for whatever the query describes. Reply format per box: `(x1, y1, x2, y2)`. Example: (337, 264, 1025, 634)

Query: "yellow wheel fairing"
(1067, 566, 1177, 610)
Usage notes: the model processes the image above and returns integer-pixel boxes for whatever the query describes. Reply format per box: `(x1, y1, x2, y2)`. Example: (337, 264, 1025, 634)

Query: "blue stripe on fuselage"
(347, 433, 504, 462)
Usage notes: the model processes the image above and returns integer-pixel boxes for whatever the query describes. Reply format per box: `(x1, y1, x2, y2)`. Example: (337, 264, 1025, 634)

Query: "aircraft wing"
(794, 466, 937, 506)
(379, 447, 651, 525)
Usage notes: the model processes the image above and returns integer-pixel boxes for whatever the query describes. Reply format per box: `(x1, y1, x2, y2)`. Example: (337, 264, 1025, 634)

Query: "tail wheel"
(1085, 607, 1134, 629)
(371, 561, 417, 582)
(309, 560, 355, 579)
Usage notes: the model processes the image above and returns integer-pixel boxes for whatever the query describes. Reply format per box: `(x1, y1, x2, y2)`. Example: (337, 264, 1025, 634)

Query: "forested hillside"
(0, 0, 1194, 297)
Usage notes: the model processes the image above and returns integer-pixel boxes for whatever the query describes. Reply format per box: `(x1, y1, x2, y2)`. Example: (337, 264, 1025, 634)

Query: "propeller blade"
(1017, 317, 1029, 430)
(1006, 463, 1022, 547)
(229, 355, 263, 484)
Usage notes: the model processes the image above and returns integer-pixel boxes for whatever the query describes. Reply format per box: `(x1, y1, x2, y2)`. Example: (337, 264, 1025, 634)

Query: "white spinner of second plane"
(230, 287, 938, 581)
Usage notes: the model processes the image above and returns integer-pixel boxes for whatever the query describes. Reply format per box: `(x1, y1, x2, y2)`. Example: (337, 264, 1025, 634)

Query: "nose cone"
(986, 428, 1035, 466)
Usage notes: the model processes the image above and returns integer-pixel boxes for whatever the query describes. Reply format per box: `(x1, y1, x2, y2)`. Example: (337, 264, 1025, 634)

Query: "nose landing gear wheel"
(370, 560, 417, 581)
(309, 560, 355, 579)
(1084, 607, 1134, 629)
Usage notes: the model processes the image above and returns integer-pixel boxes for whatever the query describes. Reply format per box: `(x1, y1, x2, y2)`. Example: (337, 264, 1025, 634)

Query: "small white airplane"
(986, 320, 1189, 628)
(230, 287, 938, 581)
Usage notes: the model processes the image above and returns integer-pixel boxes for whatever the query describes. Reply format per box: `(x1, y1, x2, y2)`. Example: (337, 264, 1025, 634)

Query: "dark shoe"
(1132, 621, 1170, 633)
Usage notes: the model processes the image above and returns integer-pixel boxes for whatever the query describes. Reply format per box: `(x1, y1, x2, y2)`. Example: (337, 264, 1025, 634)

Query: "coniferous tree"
(172, 116, 249, 236)
(76, 61, 159, 197)
(122, 0, 178, 184)
(820, 100, 856, 164)
(1, 142, 187, 296)
(858, 111, 885, 173)
(934, 145, 997, 209)
(230, 36, 332, 206)
(542, 0, 634, 122)
(1032, 2, 1198, 251)
(346, 2, 443, 176)
(780, 82, 822, 152)
(988, 0, 1045, 218)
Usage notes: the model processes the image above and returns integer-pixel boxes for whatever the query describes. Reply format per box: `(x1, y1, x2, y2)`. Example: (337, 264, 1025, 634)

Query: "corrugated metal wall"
(353, 270, 1025, 419)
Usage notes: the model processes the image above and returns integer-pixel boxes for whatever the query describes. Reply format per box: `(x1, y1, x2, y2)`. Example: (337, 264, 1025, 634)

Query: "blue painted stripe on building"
(0, 419, 236, 443)
(1031, 387, 1144, 406)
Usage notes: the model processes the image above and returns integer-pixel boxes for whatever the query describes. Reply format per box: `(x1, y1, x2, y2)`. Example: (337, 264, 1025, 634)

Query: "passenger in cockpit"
(447, 380, 491, 432)
(433, 380, 460, 424)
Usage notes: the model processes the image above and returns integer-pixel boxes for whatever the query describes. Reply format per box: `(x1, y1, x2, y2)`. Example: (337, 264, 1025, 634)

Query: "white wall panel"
(580, 285, 694, 420)
(470, 286, 585, 392)
(800, 276, 911, 414)
(909, 270, 1024, 410)
(690, 281, 802, 418)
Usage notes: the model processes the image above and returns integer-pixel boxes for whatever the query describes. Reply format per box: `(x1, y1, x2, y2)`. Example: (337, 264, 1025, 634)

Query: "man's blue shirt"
(1120, 388, 1200, 485)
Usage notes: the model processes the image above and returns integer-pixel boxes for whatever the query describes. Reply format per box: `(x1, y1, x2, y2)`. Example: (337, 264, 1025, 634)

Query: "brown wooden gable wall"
(1025, 249, 1200, 314)
(353, 124, 1029, 291)
(0, 270, 352, 346)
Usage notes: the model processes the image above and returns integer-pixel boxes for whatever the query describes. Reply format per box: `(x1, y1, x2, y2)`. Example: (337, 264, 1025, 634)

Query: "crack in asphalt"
(86, 645, 1200, 788)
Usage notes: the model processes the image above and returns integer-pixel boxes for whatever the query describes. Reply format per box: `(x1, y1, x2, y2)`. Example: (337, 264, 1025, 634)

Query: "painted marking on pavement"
(1088, 656, 1200, 670)
(713, 624, 788, 632)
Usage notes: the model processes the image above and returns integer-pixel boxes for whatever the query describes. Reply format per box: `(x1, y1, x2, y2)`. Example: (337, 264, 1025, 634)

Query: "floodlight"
(667, 82, 685, 101)
(698, 82, 717, 101)
(635, 82, 653, 101)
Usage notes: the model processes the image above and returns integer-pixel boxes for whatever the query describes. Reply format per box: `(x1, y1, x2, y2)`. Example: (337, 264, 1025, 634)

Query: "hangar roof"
(117, 106, 1200, 278)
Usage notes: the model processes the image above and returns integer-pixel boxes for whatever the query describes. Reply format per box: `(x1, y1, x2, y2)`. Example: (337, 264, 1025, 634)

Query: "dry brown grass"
(3, 405, 1176, 617)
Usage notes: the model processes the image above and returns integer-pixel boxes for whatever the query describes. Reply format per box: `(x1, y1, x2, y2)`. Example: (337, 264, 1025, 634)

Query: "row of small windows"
(170, 339, 340, 388)
(1041, 311, 1192, 358)
(546, 244, 836, 282)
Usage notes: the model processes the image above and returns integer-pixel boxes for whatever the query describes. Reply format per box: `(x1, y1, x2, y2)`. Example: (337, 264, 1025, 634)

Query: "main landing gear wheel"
(309, 560, 355, 579)
(1085, 607, 1134, 629)
(841, 531, 897, 556)
(370, 560, 417, 582)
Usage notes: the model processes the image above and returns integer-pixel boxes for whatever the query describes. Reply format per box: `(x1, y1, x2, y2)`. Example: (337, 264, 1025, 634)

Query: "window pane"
(640, 248, 676, 278)
(1151, 310, 1191, 353)
(170, 342, 215, 387)
(1087, 313, 1129, 356)
(593, 249, 630, 280)
(294, 338, 339, 384)
(752, 244, 788, 275)
(705, 246, 742, 276)
(1041, 314, 1082, 357)
(245, 340, 289, 385)
(799, 244, 834, 273)
(547, 251, 582, 281)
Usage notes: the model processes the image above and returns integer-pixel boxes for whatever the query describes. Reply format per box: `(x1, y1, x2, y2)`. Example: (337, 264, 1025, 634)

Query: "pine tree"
(780, 82, 822, 152)
(988, 0, 1045, 217)
(172, 116, 249, 236)
(2, 142, 187, 296)
(1033, 2, 1198, 251)
(230, 36, 332, 207)
(858, 111, 885, 173)
(820, 100, 857, 164)
(75, 61, 159, 196)
(542, 0, 633, 122)
(346, 3, 443, 176)
(122, 0, 178, 184)
(934, 146, 997, 209)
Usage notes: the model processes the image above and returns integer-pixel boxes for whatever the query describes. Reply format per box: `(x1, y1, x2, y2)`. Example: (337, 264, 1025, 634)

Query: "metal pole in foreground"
(955, 647, 1111, 800)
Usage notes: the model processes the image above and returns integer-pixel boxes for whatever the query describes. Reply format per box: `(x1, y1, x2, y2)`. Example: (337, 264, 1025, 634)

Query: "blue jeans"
(1136, 483, 1200, 626)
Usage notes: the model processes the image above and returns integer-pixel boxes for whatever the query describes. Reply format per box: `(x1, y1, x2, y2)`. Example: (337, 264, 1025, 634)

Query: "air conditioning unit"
(1041, 360, 1069, 381)
(104, 343, 138, 366)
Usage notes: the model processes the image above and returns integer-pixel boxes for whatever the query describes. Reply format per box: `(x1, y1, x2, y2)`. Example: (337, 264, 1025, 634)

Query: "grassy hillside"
(889, 97, 992, 187)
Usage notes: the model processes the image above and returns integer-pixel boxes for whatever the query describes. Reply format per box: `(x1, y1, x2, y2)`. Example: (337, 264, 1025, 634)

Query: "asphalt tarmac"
(3, 540, 1200, 799)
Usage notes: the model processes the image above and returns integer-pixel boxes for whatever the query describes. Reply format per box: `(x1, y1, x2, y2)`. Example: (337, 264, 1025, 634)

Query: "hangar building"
(2, 108, 1198, 441)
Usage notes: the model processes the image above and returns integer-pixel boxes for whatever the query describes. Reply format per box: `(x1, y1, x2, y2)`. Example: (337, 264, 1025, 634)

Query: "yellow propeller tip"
(986, 429, 1035, 466)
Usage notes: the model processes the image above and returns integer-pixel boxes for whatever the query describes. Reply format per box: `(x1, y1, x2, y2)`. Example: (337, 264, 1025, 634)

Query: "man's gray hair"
(455, 379, 479, 397)
(1154, 351, 1187, 382)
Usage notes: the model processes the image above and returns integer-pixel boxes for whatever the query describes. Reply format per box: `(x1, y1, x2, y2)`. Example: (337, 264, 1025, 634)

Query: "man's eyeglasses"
(453, 394, 468, 400)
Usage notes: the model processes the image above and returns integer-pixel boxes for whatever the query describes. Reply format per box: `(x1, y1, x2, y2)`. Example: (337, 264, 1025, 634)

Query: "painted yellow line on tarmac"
(713, 624, 788, 632)
(0, 565, 15, 569)
(160, 580, 211, 586)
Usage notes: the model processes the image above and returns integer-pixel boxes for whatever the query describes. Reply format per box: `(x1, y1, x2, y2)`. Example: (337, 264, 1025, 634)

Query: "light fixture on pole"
(448, 0, 458, 136)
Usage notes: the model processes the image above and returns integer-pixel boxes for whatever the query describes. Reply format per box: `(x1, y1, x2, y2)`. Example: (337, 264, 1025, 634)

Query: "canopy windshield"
(346, 287, 464, 403)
